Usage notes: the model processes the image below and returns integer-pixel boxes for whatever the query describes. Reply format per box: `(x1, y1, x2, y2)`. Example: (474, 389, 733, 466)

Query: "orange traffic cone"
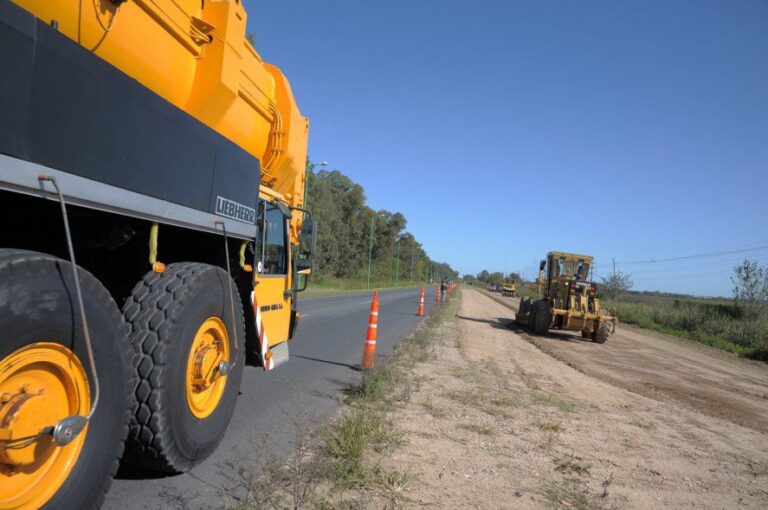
(417, 287, 425, 316)
(435, 286, 440, 302)
(362, 291, 379, 369)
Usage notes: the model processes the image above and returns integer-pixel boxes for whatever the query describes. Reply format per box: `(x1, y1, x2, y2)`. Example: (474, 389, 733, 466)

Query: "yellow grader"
(516, 252, 615, 343)
(501, 281, 517, 297)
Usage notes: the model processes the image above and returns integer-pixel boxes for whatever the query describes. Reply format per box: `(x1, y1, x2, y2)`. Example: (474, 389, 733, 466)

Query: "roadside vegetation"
(603, 259, 768, 361)
(605, 293, 768, 360)
(217, 289, 460, 509)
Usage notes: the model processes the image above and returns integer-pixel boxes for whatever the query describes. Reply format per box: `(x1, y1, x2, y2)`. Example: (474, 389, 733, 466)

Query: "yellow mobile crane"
(0, 0, 315, 507)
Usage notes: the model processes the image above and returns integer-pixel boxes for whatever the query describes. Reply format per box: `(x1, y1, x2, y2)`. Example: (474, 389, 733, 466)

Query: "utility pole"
(367, 215, 375, 289)
(612, 258, 616, 279)
(395, 236, 400, 285)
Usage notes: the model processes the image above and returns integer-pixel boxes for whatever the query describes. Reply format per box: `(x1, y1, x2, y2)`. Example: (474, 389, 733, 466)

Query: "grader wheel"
(532, 300, 552, 335)
(592, 321, 612, 344)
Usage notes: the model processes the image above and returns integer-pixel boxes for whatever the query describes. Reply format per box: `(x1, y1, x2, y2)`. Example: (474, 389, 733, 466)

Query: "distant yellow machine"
(516, 252, 616, 343)
(501, 281, 517, 297)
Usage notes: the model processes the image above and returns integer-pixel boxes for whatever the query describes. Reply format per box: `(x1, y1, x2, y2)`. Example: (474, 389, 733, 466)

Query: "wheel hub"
(191, 344, 220, 390)
(186, 318, 230, 419)
(0, 343, 90, 510)
(0, 389, 53, 466)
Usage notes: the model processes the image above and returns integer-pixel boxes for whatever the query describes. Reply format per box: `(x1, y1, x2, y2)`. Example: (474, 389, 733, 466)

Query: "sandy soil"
(380, 289, 768, 509)
(483, 290, 768, 433)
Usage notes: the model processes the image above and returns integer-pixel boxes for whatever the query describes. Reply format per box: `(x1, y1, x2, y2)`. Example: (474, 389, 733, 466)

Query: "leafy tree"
(477, 270, 490, 283)
(305, 163, 457, 283)
(506, 272, 521, 283)
(732, 259, 768, 318)
(489, 272, 505, 285)
(600, 271, 633, 299)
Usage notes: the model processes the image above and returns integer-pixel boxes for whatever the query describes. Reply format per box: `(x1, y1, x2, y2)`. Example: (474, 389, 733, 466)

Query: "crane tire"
(122, 263, 245, 473)
(0, 249, 133, 510)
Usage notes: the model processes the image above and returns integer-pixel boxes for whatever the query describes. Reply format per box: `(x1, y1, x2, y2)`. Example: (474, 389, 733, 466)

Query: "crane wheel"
(532, 300, 552, 335)
(592, 321, 611, 344)
(122, 263, 245, 473)
(0, 249, 133, 510)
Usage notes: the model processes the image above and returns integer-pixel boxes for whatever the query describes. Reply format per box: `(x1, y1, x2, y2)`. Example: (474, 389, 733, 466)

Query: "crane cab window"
(259, 202, 288, 275)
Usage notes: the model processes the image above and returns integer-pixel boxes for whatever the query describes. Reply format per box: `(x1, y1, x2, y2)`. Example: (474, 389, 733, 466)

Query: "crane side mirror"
(300, 220, 317, 257)
(296, 258, 313, 275)
(539, 260, 546, 271)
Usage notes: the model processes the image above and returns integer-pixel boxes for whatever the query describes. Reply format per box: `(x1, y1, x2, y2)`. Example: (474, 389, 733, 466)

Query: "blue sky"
(247, 0, 768, 297)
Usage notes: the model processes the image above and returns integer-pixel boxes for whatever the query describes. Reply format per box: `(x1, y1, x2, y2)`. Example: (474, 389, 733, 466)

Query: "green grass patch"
(554, 454, 592, 476)
(629, 419, 656, 431)
(458, 422, 496, 435)
(320, 408, 400, 487)
(545, 477, 607, 510)
(530, 391, 577, 412)
(536, 421, 564, 432)
(606, 295, 768, 361)
(749, 461, 768, 477)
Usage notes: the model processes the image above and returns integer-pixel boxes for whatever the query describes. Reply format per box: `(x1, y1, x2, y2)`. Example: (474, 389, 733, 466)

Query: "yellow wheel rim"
(185, 317, 230, 419)
(0, 343, 90, 510)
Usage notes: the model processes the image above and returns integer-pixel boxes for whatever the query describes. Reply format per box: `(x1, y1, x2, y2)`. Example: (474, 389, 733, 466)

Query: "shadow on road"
(507, 323, 592, 344)
(455, 314, 512, 330)
(294, 354, 360, 371)
(115, 463, 174, 481)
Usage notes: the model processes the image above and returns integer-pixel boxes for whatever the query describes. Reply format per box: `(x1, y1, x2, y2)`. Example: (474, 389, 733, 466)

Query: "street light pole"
(410, 243, 415, 282)
(367, 215, 375, 289)
(395, 236, 400, 285)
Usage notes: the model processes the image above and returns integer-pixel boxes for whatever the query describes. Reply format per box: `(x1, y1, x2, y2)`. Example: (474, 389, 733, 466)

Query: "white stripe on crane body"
(251, 290, 272, 371)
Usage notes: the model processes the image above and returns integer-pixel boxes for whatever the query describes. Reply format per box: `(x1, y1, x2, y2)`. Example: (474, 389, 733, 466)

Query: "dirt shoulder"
(378, 289, 768, 508)
(480, 288, 768, 433)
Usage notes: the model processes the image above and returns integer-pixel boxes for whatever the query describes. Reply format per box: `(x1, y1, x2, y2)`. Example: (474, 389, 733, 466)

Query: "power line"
(593, 243, 768, 268)
(599, 257, 767, 277)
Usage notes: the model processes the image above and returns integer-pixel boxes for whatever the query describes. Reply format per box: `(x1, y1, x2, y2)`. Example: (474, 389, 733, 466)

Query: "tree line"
(306, 163, 457, 284)
(465, 271, 521, 286)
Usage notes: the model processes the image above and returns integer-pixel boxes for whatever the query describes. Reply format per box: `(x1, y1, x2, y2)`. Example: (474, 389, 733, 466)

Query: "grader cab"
(516, 252, 615, 343)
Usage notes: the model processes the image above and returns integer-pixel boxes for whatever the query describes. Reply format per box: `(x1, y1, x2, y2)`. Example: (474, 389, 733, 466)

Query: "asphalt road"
(104, 285, 437, 509)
